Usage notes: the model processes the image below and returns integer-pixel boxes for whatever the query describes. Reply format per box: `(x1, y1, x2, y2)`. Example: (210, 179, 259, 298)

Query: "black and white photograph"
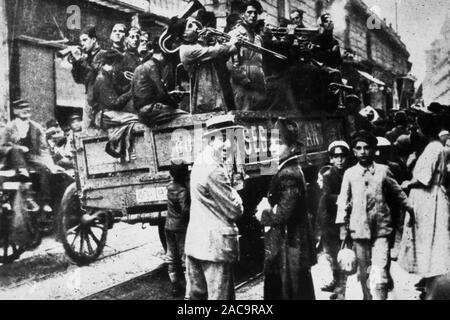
(0, 0, 450, 303)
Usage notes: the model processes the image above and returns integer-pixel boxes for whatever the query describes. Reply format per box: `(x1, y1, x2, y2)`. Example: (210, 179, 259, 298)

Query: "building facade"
(146, 0, 414, 112)
(423, 15, 450, 105)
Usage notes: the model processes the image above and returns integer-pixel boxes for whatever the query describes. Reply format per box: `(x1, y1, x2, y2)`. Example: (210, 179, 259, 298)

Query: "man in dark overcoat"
(256, 118, 317, 300)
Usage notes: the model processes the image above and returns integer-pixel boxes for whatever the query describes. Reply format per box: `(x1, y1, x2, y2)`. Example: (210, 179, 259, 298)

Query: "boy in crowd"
(317, 140, 350, 299)
(165, 159, 190, 296)
(336, 131, 414, 300)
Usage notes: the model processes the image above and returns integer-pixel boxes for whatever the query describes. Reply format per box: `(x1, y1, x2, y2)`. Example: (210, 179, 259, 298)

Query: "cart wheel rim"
(61, 208, 108, 264)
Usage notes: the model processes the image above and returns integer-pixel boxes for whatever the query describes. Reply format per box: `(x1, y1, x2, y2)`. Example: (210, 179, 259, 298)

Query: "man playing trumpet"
(69, 25, 106, 129)
(168, 15, 239, 113)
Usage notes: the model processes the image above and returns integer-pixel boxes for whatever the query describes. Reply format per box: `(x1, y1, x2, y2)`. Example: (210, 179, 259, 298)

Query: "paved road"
(0, 222, 166, 299)
(79, 258, 421, 300)
(235, 260, 421, 300)
(0, 220, 421, 300)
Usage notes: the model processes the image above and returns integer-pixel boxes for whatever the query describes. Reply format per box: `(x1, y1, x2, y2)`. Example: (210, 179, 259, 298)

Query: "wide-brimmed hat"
(203, 114, 244, 138)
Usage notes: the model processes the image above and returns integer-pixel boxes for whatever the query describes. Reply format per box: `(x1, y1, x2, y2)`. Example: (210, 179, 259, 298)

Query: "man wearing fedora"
(184, 115, 244, 300)
(0, 100, 56, 213)
(255, 118, 316, 300)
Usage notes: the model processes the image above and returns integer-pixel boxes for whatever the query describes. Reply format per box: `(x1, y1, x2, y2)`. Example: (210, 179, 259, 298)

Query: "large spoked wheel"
(0, 233, 25, 264)
(58, 183, 109, 266)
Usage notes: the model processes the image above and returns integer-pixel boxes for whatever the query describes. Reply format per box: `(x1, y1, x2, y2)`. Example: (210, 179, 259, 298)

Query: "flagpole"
(395, 0, 398, 32)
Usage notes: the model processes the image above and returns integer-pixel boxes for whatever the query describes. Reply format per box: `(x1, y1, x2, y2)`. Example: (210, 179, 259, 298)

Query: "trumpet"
(198, 27, 288, 61)
(265, 24, 319, 39)
(56, 45, 83, 63)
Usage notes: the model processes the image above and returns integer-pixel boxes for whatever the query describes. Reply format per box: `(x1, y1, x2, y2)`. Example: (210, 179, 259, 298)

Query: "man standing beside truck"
(184, 115, 244, 300)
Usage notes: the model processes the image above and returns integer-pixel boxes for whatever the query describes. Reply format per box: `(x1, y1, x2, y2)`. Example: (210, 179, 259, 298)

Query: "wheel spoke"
(79, 230, 84, 254)
(91, 225, 106, 232)
(12, 243, 17, 254)
(85, 232, 94, 255)
(88, 229, 101, 246)
(66, 224, 81, 235)
(70, 230, 80, 249)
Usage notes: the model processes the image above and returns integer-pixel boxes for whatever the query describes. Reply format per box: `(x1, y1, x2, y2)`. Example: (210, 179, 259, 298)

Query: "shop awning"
(87, 0, 148, 13)
(357, 70, 386, 86)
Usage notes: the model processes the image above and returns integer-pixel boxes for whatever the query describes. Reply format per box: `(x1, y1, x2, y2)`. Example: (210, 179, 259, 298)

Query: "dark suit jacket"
(71, 46, 106, 107)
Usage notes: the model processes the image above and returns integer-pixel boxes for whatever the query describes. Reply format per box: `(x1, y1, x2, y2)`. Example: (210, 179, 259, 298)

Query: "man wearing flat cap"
(317, 140, 350, 299)
(0, 100, 56, 213)
(184, 114, 244, 300)
(255, 118, 316, 300)
(336, 130, 414, 300)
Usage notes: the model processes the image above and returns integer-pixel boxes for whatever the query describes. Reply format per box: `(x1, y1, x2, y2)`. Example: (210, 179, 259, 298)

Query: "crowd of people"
(163, 102, 450, 301)
(2, 0, 450, 301)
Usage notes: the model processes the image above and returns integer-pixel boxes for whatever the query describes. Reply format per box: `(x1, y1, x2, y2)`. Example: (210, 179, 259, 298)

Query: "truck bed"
(73, 111, 346, 212)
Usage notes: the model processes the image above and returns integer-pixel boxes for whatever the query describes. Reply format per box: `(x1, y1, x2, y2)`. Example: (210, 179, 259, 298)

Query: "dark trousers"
(322, 227, 341, 282)
(4, 147, 51, 202)
(264, 248, 315, 300)
(165, 229, 186, 286)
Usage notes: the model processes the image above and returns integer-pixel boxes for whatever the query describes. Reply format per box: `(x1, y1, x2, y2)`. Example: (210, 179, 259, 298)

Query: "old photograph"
(0, 0, 450, 302)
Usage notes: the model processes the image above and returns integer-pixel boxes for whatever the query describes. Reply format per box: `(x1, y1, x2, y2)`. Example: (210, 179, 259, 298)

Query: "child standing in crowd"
(165, 159, 190, 296)
(317, 140, 350, 300)
(336, 131, 414, 300)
